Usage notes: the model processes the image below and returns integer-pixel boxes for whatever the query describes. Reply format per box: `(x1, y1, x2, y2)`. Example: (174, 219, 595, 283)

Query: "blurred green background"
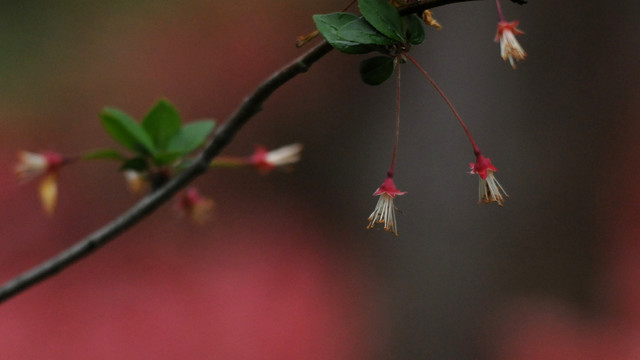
(1, 1, 639, 359)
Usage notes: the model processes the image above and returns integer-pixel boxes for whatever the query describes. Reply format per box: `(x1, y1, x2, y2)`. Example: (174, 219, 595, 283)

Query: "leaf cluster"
(313, 0, 425, 85)
(85, 99, 216, 174)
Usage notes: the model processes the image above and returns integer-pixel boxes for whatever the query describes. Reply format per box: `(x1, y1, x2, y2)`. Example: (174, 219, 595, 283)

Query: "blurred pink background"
(1, 0, 639, 359)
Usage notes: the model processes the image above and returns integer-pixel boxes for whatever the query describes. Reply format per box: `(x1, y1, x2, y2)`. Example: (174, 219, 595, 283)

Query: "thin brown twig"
(0, 0, 489, 305)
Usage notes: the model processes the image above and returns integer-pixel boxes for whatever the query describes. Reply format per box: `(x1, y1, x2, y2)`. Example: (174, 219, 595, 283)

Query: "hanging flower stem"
(404, 53, 481, 156)
(388, 60, 402, 177)
(495, 0, 506, 21)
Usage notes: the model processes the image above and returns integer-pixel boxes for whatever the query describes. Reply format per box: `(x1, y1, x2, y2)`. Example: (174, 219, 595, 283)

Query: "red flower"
(250, 143, 303, 173)
(495, 20, 527, 69)
(15, 151, 66, 214)
(123, 170, 147, 194)
(177, 188, 215, 225)
(367, 176, 407, 236)
(15, 151, 64, 182)
(470, 154, 508, 206)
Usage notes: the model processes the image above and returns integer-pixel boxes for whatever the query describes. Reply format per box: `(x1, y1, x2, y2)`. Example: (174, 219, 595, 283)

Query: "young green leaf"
(101, 107, 156, 155)
(313, 12, 359, 37)
(142, 99, 182, 151)
(360, 56, 396, 85)
(166, 120, 216, 155)
(312, 13, 376, 54)
(338, 17, 396, 46)
(358, 0, 406, 43)
(152, 151, 185, 166)
(330, 39, 379, 55)
(120, 157, 149, 172)
(405, 14, 425, 45)
(83, 148, 127, 161)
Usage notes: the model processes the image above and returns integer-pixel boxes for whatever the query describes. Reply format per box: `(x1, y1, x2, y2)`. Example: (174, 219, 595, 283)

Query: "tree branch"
(0, 0, 487, 305)
(398, 0, 482, 16)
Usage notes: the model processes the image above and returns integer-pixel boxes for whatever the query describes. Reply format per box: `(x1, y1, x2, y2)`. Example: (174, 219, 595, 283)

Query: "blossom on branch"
(250, 143, 303, 173)
(15, 151, 66, 214)
(38, 174, 58, 215)
(495, 20, 526, 69)
(123, 170, 147, 194)
(469, 153, 508, 206)
(367, 176, 406, 236)
(15, 151, 64, 182)
(177, 187, 215, 225)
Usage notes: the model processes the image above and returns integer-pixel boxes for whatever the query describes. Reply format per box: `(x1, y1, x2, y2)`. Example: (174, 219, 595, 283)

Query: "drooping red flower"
(495, 20, 527, 69)
(15, 150, 66, 214)
(470, 153, 508, 206)
(177, 187, 215, 225)
(367, 175, 407, 236)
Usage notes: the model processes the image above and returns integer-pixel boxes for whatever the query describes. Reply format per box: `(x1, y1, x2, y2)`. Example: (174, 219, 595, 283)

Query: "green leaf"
(142, 99, 182, 151)
(358, 0, 405, 43)
(83, 148, 127, 161)
(338, 17, 396, 46)
(313, 13, 357, 42)
(360, 56, 396, 85)
(166, 120, 216, 155)
(153, 151, 185, 166)
(120, 157, 149, 172)
(330, 40, 378, 55)
(405, 14, 425, 45)
(101, 107, 156, 155)
(312, 13, 377, 54)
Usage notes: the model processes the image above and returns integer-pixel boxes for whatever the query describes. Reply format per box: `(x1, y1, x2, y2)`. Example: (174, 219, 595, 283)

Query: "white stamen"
(367, 193, 400, 236)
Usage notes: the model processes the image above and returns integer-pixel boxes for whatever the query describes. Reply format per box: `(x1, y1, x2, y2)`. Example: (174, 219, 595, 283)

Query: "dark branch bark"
(0, 0, 487, 304)
(398, 0, 482, 16)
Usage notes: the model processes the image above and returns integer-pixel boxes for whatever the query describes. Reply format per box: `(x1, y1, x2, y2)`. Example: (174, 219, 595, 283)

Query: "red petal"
(472, 154, 499, 180)
(373, 176, 407, 197)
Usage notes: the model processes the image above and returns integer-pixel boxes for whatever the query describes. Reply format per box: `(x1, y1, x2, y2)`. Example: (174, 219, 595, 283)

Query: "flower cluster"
(14, 0, 526, 235)
(365, 0, 523, 236)
(15, 143, 303, 222)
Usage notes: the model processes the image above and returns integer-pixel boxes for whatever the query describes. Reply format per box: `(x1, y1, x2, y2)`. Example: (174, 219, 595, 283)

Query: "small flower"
(422, 10, 442, 30)
(123, 170, 147, 194)
(177, 187, 215, 225)
(15, 151, 65, 214)
(469, 154, 508, 206)
(250, 143, 303, 173)
(367, 175, 407, 236)
(15, 151, 64, 182)
(495, 20, 526, 69)
(39, 173, 58, 215)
